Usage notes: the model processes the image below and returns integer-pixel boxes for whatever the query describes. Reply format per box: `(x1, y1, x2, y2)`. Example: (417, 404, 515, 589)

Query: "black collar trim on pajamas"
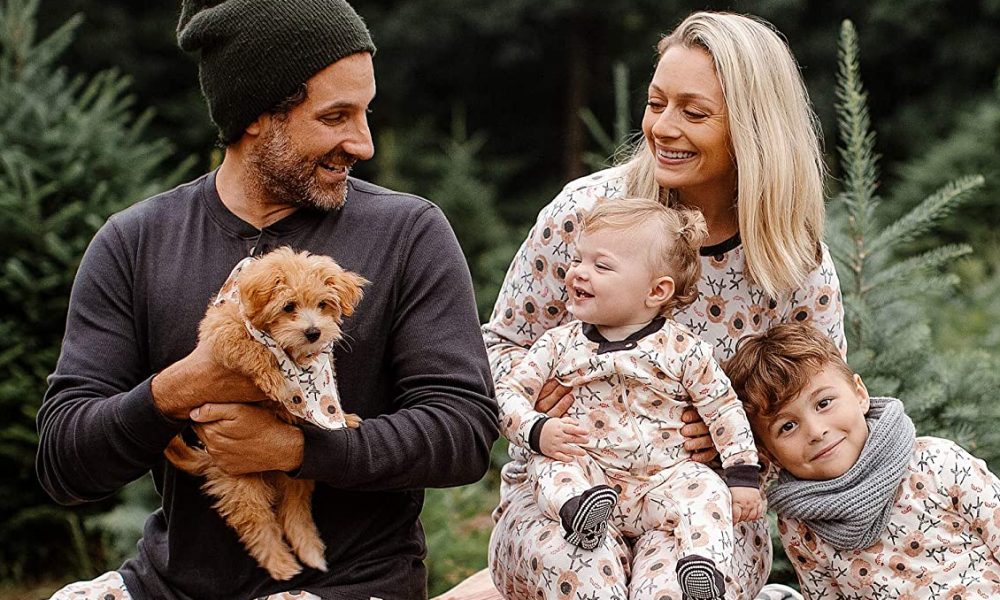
(583, 316, 667, 354)
(699, 233, 741, 257)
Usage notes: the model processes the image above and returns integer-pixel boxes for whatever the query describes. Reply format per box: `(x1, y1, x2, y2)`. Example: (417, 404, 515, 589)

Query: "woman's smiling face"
(641, 45, 736, 205)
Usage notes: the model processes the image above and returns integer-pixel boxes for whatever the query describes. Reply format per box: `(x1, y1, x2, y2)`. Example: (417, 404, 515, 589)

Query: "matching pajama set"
(779, 437, 1000, 600)
(498, 317, 760, 568)
(484, 166, 846, 600)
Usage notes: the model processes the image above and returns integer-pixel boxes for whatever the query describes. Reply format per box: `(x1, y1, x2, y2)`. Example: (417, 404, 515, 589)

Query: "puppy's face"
(238, 248, 368, 364)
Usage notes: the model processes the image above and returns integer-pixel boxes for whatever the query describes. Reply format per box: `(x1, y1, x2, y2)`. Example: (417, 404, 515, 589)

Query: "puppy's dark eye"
(283, 302, 296, 313)
(318, 301, 327, 309)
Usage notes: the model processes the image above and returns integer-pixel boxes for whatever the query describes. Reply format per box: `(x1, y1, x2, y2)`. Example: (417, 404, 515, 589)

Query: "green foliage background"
(0, 0, 191, 583)
(1, 0, 998, 596)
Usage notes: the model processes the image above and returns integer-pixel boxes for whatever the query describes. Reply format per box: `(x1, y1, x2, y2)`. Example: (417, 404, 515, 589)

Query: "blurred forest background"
(1, 0, 999, 597)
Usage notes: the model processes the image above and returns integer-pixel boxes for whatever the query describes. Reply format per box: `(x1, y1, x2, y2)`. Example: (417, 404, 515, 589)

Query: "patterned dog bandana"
(214, 257, 348, 430)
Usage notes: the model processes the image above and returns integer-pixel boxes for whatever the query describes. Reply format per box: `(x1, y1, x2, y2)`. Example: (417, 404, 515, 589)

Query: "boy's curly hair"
(724, 322, 854, 432)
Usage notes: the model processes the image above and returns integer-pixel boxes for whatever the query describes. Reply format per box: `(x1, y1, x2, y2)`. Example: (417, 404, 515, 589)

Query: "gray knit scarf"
(766, 397, 915, 550)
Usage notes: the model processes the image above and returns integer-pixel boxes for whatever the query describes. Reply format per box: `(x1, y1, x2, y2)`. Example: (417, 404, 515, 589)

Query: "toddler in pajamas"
(497, 198, 764, 600)
(726, 322, 1000, 600)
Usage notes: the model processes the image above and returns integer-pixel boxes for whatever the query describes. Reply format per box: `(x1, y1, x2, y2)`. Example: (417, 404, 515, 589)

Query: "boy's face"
(757, 366, 871, 480)
(565, 225, 673, 327)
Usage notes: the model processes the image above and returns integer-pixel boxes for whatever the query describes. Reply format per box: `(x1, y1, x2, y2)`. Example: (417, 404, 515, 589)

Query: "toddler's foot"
(559, 485, 618, 550)
(676, 554, 726, 600)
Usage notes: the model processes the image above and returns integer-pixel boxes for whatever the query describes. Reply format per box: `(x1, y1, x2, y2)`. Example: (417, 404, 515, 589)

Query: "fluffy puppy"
(165, 247, 368, 581)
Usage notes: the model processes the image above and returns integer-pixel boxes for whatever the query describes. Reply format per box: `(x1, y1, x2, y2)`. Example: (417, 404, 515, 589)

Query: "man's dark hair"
(270, 83, 309, 119)
(215, 83, 309, 146)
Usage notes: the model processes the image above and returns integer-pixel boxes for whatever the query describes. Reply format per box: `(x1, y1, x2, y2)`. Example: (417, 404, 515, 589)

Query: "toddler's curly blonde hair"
(581, 197, 708, 315)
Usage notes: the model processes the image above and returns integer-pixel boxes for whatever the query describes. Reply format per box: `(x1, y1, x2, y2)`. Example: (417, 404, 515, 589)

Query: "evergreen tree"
(887, 75, 1000, 252)
(931, 251, 1000, 355)
(373, 111, 521, 321)
(886, 75, 1000, 356)
(826, 19, 997, 451)
(0, 0, 190, 581)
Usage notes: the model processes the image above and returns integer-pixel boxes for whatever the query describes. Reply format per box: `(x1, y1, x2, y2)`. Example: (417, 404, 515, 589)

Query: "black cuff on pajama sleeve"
(528, 416, 551, 454)
(724, 464, 761, 489)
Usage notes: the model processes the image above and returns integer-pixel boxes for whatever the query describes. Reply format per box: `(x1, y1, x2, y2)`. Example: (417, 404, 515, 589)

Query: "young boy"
(725, 322, 1000, 600)
(496, 198, 764, 600)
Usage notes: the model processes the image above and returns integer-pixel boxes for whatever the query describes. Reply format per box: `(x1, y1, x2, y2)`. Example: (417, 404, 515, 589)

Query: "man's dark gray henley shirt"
(35, 171, 499, 600)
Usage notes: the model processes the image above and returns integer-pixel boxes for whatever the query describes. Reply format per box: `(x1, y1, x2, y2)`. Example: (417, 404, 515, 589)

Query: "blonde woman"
(482, 11, 844, 600)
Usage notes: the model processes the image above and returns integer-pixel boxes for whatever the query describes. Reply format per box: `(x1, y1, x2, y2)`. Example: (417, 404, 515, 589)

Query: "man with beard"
(35, 1, 498, 599)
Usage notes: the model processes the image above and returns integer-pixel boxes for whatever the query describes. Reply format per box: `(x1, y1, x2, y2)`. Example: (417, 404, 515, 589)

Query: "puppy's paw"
(295, 538, 328, 572)
(344, 413, 363, 429)
(262, 552, 303, 581)
(271, 380, 304, 410)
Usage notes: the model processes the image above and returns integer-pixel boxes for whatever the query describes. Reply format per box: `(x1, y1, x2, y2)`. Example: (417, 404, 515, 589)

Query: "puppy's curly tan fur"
(165, 247, 368, 580)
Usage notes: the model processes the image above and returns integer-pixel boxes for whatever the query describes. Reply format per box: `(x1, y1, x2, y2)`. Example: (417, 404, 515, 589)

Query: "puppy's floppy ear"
(325, 267, 368, 318)
(238, 257, 286, 319)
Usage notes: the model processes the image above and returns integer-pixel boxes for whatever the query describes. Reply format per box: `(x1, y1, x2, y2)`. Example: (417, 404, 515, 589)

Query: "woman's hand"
(680, 407, 719, 463)
(731, 487, 765, 523)
(535, 379, 574, 417)
(538, 417, 589, 462)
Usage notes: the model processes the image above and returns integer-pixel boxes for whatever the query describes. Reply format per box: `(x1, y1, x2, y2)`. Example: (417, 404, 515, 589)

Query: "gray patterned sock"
(559, 485, 618, 550)
(676, 554, 726, 600)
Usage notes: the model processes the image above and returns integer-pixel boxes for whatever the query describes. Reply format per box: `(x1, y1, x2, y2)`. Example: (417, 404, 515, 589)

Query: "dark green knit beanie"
(177, 0, 376, 144)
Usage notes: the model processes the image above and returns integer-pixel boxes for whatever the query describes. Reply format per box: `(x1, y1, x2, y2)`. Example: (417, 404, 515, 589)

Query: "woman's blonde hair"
(621, 11, 825, 298)
(582, 198, 708, 315)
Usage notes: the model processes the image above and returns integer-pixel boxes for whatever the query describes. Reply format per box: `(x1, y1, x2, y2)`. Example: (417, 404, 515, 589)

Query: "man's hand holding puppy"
(153, 342, 304, 475)
(189, 402, 304, 474)
(151, 341, 266, 419)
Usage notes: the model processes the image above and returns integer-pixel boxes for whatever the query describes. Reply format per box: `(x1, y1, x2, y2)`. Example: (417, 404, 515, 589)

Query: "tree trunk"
(562, 12, 589, 181)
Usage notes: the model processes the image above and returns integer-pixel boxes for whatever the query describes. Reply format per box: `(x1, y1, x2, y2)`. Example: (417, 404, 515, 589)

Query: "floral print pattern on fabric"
(50, 572, 131, 600)
(531, 455, 739, 571)
(779, 437, 1000, 599)
(489, 475, 771, 599)
(482, 166, 845, 388)
(498, 319, 758, 476)
(485, 167, 842, 598)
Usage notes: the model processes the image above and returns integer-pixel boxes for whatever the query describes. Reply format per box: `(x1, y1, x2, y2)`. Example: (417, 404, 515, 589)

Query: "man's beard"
(245, 119, 355, 211)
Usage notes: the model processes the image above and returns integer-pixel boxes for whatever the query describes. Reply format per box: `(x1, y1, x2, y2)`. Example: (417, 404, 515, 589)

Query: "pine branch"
(868, 175, 984, 256)
(0, 0, 82, 82)
(865, 243, 973, 292)
(834, 20, 882, 333)
(835, 20, 879, 243)
(867, 272, 961, 307)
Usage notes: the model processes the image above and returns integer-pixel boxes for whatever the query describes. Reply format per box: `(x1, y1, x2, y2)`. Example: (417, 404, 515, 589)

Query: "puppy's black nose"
(304, 327, 321, 342)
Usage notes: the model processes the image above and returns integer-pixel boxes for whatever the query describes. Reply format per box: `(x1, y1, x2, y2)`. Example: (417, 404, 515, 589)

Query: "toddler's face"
(565, 225, 669, 327)
(758, 366, 870, 480)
